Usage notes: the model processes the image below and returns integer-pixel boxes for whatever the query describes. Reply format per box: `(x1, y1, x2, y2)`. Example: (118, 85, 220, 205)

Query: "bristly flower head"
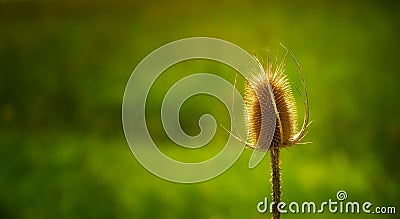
(244, 47, 310, 150)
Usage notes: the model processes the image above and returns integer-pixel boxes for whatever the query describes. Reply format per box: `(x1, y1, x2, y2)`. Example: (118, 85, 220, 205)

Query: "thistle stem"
(270, 146, 281, 219)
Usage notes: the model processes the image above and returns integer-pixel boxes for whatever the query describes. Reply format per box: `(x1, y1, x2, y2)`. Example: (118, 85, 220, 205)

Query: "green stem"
(270, 146, 281, 219)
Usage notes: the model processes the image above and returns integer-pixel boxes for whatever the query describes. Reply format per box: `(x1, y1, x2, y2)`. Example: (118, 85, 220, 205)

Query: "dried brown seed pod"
(244, 46, 311, 219)
(244, 48, 310, 150)
(221, 45, 310, 219)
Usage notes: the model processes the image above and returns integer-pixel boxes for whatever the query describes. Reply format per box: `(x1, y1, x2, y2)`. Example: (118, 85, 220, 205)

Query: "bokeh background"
(1, 0, 399, 218)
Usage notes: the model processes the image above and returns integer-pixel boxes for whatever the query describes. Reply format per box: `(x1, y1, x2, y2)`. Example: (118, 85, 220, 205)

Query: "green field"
(1, 1, 399, 218)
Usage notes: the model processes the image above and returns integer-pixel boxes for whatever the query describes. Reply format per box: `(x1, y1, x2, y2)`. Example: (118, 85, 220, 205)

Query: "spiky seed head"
(244, 57, 299, 149)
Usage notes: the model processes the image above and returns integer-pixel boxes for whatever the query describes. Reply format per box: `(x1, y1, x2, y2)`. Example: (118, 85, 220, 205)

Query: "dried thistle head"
(244, 48, 310, 149)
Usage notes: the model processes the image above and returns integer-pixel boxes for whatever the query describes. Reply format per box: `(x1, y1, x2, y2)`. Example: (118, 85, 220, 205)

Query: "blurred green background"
(1, 0, 399, 218)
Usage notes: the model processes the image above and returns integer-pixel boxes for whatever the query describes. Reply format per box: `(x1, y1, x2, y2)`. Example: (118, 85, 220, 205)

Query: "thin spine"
(279, 43, 310, 144)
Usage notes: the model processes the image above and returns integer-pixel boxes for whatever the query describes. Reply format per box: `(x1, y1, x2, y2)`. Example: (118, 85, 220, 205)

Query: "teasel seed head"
(244, 48, 310, 149)
(241, 46, 310, 219)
